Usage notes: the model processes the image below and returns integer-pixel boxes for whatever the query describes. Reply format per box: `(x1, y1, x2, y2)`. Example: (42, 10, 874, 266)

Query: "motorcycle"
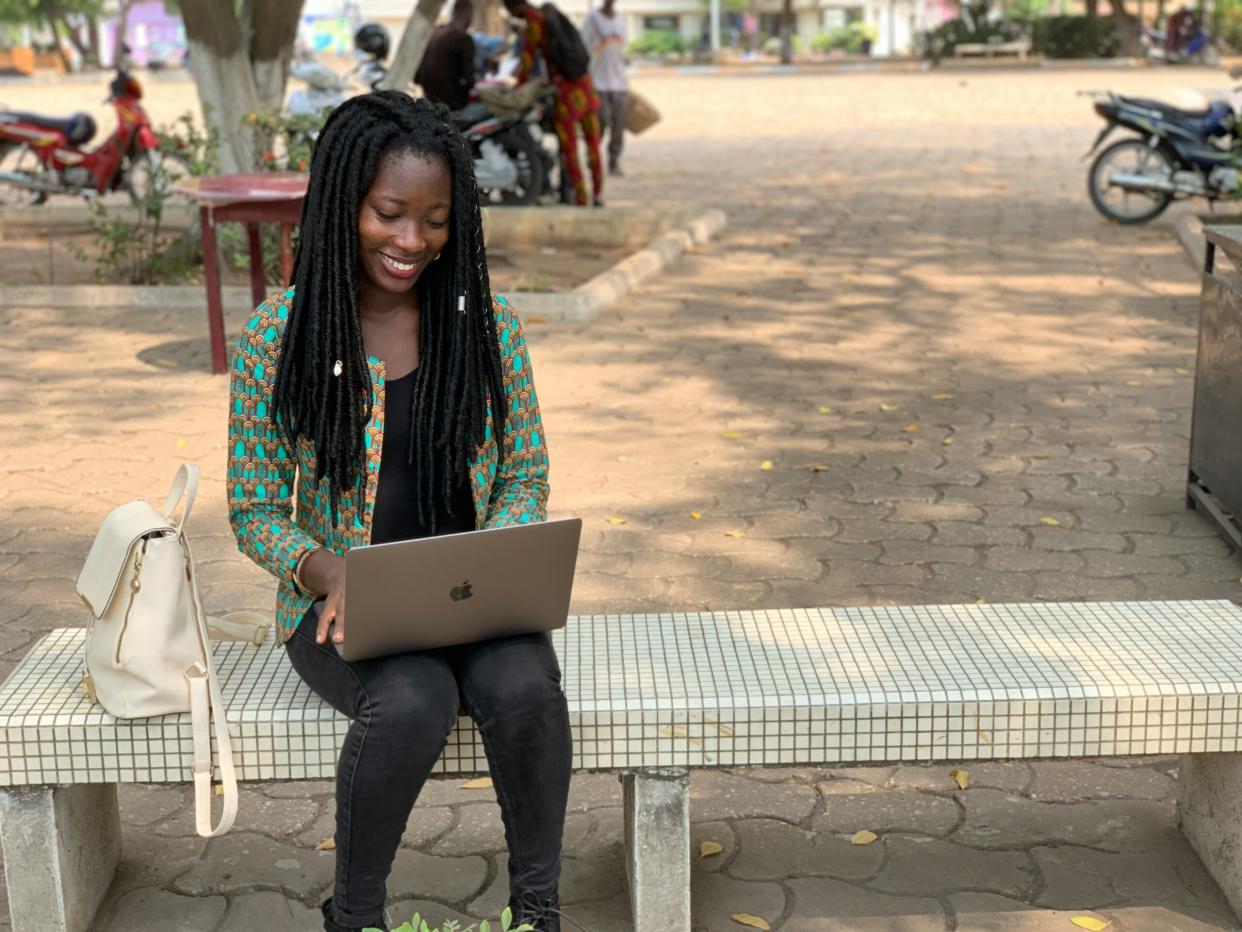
(353, 21, 552, 205)
(454, 83, 555, 205)
(0, 68, 189, 207)
(287, 59, 351, 122)
(1142, 22, 1220, 65)
(1084, 89, 1242, 224)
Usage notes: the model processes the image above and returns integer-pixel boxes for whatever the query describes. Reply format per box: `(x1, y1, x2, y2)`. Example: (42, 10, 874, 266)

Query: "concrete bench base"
(624, 769, 690, 931)
(0, 784, 120, 932)
(1179, 752, 1242, 917)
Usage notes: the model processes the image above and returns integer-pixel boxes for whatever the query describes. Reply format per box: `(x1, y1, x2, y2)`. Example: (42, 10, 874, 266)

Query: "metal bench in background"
(5, 600, 1242, 931)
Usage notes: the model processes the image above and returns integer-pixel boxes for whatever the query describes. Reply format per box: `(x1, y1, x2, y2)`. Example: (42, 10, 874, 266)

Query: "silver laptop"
(334, 517, 582, 661)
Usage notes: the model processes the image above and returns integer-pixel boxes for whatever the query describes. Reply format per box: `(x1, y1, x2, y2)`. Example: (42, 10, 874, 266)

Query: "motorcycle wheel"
(480, 128, 547, 207)
(1088, 138, 1175, 225)
(127, 149, 193, 207)
(0, 143, 49, 207)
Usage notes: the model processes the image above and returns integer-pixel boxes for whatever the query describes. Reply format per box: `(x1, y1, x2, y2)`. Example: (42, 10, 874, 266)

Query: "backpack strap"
(162, 464, 200, 535)
(182, 514, 239, 837)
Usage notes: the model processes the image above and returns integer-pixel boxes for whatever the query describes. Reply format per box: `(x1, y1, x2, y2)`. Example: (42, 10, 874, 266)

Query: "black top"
(415, 25, 476, 111)
(370, 369, 476, 545)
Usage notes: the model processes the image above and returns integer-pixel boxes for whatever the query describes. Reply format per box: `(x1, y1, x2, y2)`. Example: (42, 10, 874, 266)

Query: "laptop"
(333, 517, 582, 662)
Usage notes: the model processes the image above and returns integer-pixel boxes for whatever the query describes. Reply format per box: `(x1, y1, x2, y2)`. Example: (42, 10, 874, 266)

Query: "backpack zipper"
(114, 538, 148, 666)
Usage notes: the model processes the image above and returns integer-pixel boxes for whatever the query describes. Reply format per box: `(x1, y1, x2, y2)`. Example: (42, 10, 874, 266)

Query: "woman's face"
(357, 151, 453, 298)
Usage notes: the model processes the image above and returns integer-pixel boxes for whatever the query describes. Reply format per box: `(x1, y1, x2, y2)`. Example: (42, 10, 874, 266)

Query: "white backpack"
(75, 464, 238, 837)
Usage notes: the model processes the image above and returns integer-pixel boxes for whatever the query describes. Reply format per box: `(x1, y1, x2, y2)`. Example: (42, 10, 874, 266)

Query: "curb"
(508, 208, 728, 322)
(0, 209, 728, 323)
(1175, 214, 1207, 273)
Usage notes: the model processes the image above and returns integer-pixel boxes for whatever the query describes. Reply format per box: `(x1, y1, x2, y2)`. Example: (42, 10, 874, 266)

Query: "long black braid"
(272, 91, 507, 531)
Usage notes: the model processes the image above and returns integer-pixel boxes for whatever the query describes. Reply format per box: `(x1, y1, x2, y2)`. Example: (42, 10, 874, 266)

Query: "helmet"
(354, 23, 390, 60)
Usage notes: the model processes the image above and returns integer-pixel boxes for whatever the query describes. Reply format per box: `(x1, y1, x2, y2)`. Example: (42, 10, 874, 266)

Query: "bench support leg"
(622, 768, 690, 932)
(0, 784, 121, 932)
(1179, 753, 1242, 917)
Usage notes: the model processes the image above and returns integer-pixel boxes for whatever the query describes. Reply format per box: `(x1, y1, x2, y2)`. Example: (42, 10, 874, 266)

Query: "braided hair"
(272, 91, 507, 530)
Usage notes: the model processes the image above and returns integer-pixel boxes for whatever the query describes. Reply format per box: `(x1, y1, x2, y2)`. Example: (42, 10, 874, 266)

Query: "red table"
(175, 173, 309, 374)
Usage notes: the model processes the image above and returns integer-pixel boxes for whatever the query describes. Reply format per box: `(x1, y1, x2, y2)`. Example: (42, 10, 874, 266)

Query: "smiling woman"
(225, 92, 572, 932)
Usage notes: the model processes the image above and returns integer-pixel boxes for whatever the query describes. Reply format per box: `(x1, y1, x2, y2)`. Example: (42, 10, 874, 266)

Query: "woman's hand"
(302, 549, 347, 645)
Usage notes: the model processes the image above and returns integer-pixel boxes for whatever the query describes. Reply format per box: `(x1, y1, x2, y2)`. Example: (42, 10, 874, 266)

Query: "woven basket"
(625, 91, 661, 134)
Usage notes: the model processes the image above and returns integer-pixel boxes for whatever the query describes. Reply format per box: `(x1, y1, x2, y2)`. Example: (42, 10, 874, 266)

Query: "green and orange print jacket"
(227, 288, 549, 641)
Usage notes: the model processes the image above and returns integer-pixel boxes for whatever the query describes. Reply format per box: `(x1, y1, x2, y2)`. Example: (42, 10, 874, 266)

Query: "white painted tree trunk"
(378, 0, 449, 92)
(185, 41, 262, 174)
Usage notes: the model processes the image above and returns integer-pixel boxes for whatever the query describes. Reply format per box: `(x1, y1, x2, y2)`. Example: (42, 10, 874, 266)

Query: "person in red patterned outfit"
(504, 0, 604, 206)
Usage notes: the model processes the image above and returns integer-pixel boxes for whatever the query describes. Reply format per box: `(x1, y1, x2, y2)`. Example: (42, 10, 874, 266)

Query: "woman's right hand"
(302, 549, 347, 645)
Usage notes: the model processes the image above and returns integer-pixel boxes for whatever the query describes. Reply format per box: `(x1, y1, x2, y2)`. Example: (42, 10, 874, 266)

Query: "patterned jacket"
(227, 288, 549, 641)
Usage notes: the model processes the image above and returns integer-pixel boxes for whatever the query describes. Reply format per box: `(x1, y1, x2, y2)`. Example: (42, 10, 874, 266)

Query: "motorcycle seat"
(1120, 96, 1212, 120)
(3, 110, 96, 145)
(450, 101, 491, 128)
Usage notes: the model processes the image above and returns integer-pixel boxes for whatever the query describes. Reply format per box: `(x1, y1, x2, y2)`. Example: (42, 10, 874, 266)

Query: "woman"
(226, 92, 572, 932)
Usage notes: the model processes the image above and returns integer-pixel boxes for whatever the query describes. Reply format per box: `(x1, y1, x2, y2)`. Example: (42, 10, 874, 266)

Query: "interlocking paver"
(4, 64, 1242, 929)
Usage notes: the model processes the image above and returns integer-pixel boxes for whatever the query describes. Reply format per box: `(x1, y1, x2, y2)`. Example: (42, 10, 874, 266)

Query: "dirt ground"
(0, 222, 629, 291)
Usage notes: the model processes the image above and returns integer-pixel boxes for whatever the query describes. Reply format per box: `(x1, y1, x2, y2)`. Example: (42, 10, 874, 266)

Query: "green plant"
(628, 29, 687, 56)
(813, 22, 875, 53)
(366, 906, 535, 932)
(1029, 14, 1120, 58)
(73, 112, 216, 285)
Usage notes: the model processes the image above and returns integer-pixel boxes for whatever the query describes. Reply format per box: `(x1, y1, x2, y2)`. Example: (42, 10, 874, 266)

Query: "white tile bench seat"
(6, 601, 1242, 931)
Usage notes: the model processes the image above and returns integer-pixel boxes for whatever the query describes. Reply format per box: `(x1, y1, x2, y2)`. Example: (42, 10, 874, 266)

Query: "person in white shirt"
(580, 0, 628, 176)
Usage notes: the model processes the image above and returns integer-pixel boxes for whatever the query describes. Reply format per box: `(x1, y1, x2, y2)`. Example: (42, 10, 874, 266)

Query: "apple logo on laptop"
(450, 580, 474, 602)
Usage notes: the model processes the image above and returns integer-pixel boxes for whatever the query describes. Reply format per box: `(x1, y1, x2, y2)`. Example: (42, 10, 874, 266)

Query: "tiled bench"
(6, 601, 1242, 931)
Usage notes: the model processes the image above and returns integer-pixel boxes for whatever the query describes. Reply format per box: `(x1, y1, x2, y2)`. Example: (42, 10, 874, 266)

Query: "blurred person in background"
(579, 0, 628, 176)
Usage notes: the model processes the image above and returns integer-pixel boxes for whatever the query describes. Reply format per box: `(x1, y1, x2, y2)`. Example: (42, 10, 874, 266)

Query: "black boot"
(508, 889, 563, 932)
(321, 898, 387, 932)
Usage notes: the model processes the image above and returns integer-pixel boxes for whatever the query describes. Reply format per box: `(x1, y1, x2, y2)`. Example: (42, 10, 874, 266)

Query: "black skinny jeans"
(284, 608, 573, 930)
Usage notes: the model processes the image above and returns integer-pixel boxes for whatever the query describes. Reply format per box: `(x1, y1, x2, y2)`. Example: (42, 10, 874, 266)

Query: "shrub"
(1029, 14, 1121, 57)
(628, 29, 687, 56)
(813, 22, 875, 54)
(919, 17, 1009, 61)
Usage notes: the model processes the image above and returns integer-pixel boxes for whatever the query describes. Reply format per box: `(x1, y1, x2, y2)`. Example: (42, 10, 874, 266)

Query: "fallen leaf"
(724, 530, 746, 539)
(1125, 380, 1143, 387)
(722, 431, 742, 439)
(731, 914, 771, 930)
(315, 837, 336, 851)
(809, 464, 829, 473)
(1176, 367, 1191, 375)
(659, 725, 689, 738)
(902, 423, 920, 433)
(1032, 452, 1051, 459)
(152, 357, 178, 368)
(942, 437, 954, 446)
(700, 841, 724, 858)
(932, 393, 955, 400)
(760, 460, 774, 471)
(978, 729, 992, 743)
(976, 598, 988, 605)
(689, 511, 703, 519)
(525, 315, 547, 324)
(460, 777, 493, 789)
(851, 829, 878, 845)
(1039, 517, 1060, 526)
(818, 405, 833, 414)
(215, 784, 223, 797)
(950, 768, 970, 790)
(879, 403, 897, 412)
(605, 517, 627, 525)
(1070, 918, 1110, 931)
(176, 438, 189, 449)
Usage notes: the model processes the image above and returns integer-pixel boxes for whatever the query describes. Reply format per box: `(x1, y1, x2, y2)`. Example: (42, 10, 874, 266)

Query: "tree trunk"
(1085, 0, 1099, 16)
(1108, 0, 1142, 54)
(45, 15, 74, 73)
(113, 0, 133, 68)
(180, 0, 305, 173)
(240, 0, 304, 112)
(779, 0, 793, 63)
(379, 0, 449, 92)
(180, 0, 263, 172)
(1156, 0, 1167, 25)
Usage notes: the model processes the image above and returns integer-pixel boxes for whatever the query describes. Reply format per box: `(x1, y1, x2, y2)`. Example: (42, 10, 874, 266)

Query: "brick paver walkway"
(2, 66, 1241, 930)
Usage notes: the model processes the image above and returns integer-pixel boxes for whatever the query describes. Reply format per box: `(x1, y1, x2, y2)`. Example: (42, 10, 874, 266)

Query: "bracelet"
(292, 548, 320, 596)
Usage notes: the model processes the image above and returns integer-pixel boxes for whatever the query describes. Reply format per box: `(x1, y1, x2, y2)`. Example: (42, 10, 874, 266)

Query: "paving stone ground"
(3, 66, 1242, 930)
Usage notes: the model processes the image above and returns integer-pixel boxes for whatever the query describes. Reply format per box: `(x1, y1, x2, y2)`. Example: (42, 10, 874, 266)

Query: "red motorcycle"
(0, 69, 189, 207)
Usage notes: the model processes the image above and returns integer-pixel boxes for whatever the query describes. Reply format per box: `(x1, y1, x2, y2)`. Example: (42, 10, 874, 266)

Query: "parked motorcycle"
(1084, 89, 1240, 224)
(354, 21, 551, 205)
(287, 59, 351, 121)
(1141, 20, 1220, 64)
(0, 69, 188, 207)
